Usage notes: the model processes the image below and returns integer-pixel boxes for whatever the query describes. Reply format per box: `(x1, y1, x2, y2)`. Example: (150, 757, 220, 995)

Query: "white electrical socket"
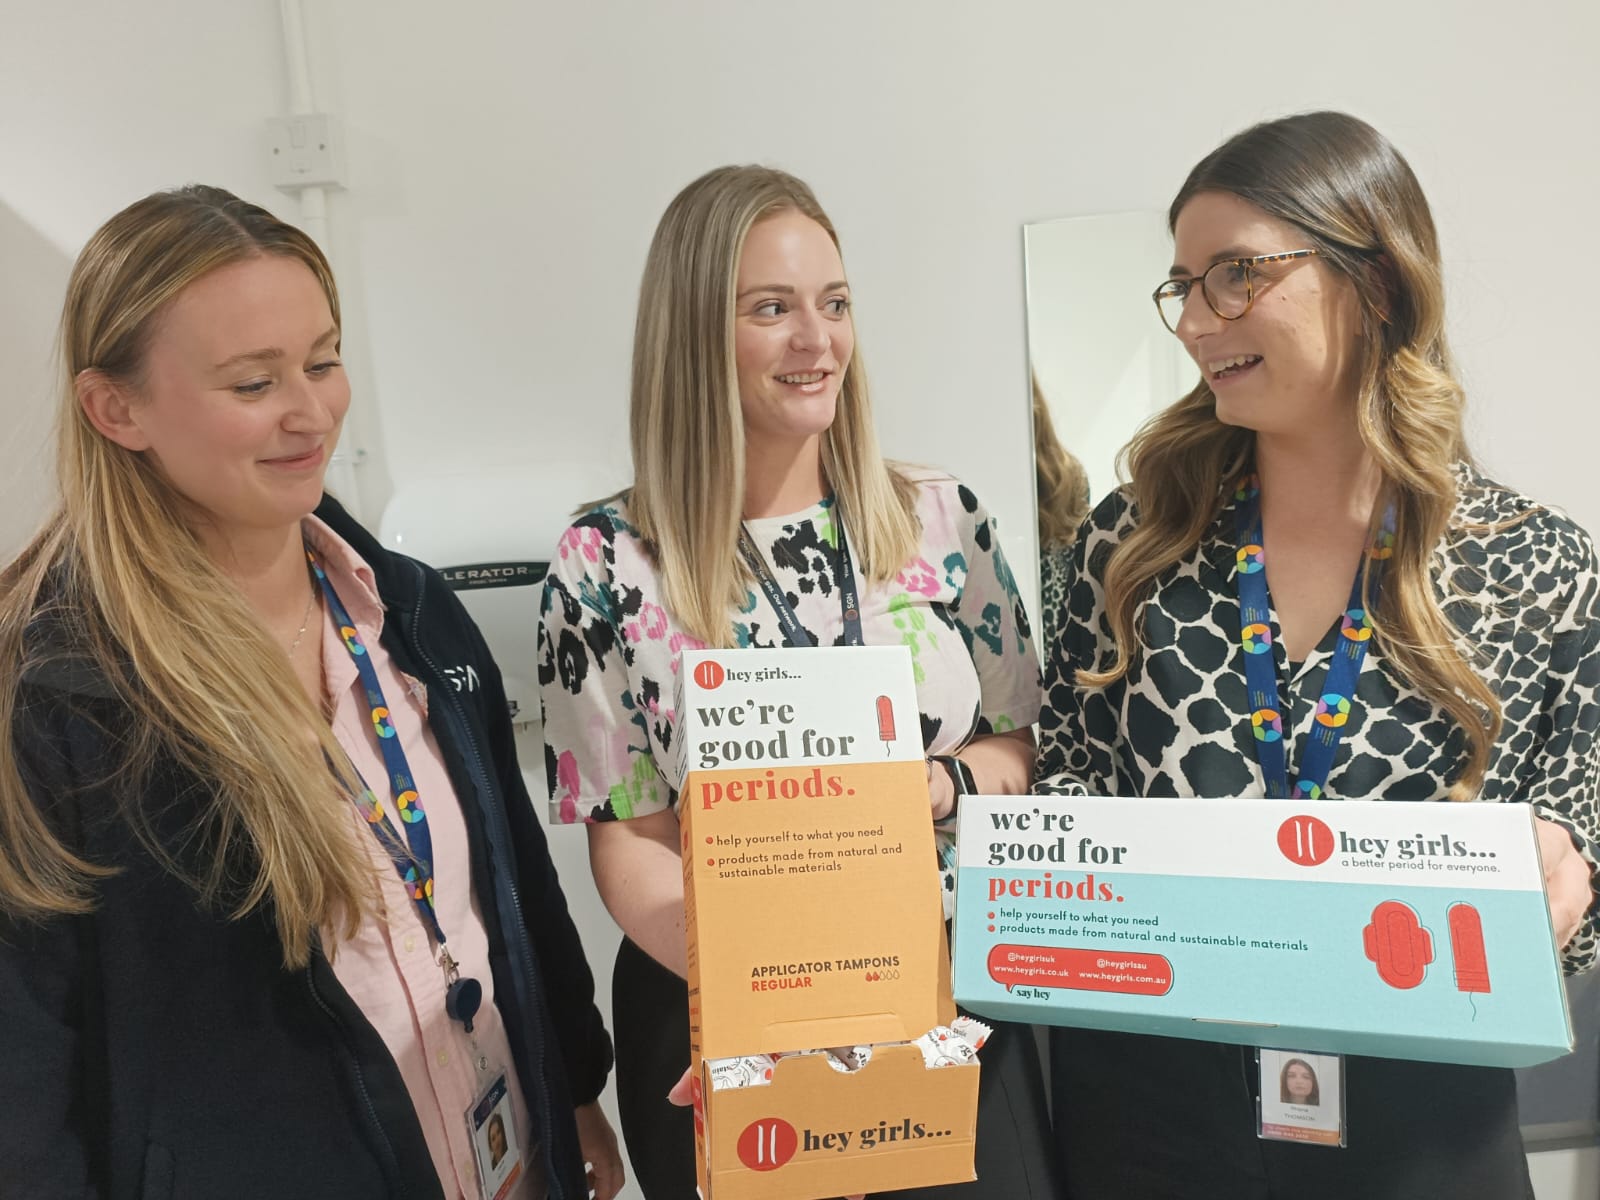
(265, 114, 346, 190)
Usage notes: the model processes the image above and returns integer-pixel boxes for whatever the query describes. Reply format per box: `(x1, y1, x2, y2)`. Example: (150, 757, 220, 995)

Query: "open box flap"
(703, 1044, 979, 1200)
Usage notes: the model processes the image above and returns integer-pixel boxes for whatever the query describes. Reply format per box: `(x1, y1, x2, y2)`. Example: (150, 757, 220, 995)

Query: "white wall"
(4, 2, 1598, 1196)
(8, 1, 1599, 582)
(0, 199, 68, 552)
(0, 0, 389, 539)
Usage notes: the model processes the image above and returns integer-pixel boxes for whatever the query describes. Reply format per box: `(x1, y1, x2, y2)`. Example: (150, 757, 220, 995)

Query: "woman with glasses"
(1036, 111, 1598, 1198)
(538, 165, 1058, 1199)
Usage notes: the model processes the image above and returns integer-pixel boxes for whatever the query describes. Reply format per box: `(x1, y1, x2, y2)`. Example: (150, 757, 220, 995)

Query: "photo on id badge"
(469, 1072, 524, 1199)
(1257, 1048, 1345, 1147)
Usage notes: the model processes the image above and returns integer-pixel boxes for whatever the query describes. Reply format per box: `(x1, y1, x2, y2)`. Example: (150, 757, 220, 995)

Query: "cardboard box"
(952, 796, 1573, 1067)
(676, 647, 979, 1200)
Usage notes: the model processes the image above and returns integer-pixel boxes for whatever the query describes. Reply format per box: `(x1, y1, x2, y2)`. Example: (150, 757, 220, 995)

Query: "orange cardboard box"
(674, 647, 980, 1200)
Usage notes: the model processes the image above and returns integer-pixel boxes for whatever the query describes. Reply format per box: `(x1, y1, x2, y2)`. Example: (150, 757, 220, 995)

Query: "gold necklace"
(287, 576, 320, 659)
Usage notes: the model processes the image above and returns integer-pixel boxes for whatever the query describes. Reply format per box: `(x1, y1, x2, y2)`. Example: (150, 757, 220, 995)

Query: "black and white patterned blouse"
(1035, 464, 1600, 971)
(1039, 542, 1073, 671)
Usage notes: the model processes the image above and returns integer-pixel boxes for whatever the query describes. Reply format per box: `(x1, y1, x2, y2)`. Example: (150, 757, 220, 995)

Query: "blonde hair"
(0, 185, 373, 966)
(1032, 375, 1091, 551)
(625, 164, 920, 647)
(1082, 112, 1500, 799)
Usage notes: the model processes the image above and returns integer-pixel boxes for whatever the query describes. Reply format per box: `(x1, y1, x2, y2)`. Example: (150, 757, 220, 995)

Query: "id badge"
(1255, 1048, 1346, 1148)
(467, 1070, 524, 1200)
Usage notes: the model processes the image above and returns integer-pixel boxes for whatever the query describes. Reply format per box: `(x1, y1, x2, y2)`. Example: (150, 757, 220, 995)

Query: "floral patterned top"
(537, 471, 1043, 914)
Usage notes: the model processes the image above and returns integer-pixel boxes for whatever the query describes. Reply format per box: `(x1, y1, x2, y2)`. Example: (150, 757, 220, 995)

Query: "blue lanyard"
(737, 513, 864, 648)
(1233, 476, 1394, 800)
(309, 549, 482, 1031)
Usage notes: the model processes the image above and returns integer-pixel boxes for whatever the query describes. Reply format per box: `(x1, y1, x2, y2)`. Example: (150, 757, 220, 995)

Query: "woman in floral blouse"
(538, 165, 1057, 1199)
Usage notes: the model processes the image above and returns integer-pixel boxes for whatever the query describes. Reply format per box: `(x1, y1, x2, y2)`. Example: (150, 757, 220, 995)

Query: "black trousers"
(1051, 1028, 1534, 1200)
(613, 936, 1061, 1199)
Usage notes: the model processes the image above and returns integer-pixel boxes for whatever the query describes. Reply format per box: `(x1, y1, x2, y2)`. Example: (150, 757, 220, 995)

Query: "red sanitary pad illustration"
(1448, 902, 1491, 993)
(1362, 900, 1433, 989)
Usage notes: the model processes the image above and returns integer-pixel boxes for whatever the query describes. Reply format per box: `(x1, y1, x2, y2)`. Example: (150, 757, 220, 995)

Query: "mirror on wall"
(1019, 211, 1599, 1151)
(1023, 210, 1191, 647)
(1023, 209, 1191, 516)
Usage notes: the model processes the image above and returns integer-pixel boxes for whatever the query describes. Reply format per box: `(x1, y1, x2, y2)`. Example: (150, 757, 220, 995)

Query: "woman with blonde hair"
(538, 165, 1057, 1198)
(0, 185, 622, 1199)
(1036, 111, 1598, 1198)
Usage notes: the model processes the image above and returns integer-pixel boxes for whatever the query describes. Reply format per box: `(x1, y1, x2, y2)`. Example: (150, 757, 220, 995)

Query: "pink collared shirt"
(306, 518, 542, 1200)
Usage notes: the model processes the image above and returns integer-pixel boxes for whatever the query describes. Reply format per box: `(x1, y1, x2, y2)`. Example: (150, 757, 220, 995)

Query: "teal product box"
(951, 796, 1574, 1067)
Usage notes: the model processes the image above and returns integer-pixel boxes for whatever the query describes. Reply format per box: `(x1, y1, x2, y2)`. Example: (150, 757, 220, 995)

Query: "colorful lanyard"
(736, 513, 864, 648)
(309, 549, 482, 1031)
(1233, 476, 1395, 800)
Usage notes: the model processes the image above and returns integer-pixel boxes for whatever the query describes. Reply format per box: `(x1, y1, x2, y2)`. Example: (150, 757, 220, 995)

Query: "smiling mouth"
(1207, 354, 1262, 382)
(262, 446, 324, 467)
(775, 371, 829, 385)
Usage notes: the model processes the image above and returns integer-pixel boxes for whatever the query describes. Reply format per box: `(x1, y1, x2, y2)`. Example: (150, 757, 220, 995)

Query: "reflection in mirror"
(1024, 210, 1192, 646)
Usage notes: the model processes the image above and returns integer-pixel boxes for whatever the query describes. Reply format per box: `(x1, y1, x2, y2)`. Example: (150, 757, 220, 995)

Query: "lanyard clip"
(439, 945, 462, 986)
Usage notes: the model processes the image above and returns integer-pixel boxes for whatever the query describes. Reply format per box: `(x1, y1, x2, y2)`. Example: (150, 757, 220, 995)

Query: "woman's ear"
(76, 369, 150, 451)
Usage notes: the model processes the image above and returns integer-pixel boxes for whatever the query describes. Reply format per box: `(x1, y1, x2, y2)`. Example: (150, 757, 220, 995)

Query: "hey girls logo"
(1277, 815, 1336, 866)
(737, 1117, 798, 1171)
(734, 1113, 949, 1172)
(1277, 814, 1475, 866)
(693, 659, 727, 691)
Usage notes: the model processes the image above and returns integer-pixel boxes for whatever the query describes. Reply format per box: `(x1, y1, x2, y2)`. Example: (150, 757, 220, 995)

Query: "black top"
(0, 495, 613, 1200)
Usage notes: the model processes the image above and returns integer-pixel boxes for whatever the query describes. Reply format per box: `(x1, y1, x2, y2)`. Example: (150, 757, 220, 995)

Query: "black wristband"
(930, 754, 975, 800)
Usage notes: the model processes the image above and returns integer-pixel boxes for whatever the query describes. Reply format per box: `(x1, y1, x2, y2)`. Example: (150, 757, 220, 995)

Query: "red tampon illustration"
(875, 695, 896, 755)
(1448, 903, 1491, 994)
(1362, 900, 1433, 989)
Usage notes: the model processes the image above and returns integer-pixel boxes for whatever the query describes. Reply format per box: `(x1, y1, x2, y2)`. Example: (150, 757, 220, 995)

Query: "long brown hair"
(0, 185, 374, 966)
(1082, 112, 1499, 798)
(624, 165, 921, 647)
(1033, 374, 1091, 551)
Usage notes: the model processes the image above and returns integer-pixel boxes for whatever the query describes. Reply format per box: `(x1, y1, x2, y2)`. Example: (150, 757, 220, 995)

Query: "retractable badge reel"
(443, 947, 484, 1032)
